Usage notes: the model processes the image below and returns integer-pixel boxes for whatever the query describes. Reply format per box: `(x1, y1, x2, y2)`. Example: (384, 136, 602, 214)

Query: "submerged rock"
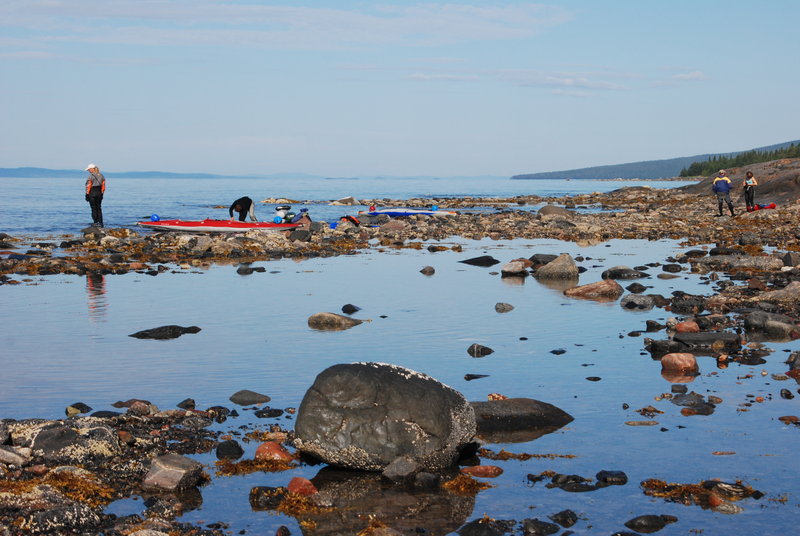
(307, 312, 364, 331)
(459, 255, 500, 267)
(129, 325, 201, 339)
(471, 398, 573, 443)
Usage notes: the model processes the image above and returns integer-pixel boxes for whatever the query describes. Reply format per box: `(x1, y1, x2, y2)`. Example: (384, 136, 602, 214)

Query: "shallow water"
(2, 236, 800, 534)
(0, 176, 696, 236)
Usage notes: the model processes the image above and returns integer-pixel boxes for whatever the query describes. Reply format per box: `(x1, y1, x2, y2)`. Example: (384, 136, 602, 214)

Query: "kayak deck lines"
(137, 218, 300, 232)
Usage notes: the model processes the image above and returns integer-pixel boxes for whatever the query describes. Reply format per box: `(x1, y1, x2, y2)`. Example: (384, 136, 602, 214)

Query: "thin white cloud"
(550, 88, 592, 97)
(497, 69, 630, 91)
(671, 70, 708, 81)
(651, 70, 709, 87)
(407, 72, 480, 82)
(0, 1, 572, 50)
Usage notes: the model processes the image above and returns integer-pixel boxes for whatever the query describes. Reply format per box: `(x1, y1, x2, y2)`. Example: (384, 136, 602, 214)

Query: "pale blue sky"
(1, 1, 798, 177)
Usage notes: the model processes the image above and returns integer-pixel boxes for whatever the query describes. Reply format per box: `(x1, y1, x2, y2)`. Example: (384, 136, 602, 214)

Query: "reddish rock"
(25, 464, 49, 476)
(288, 476, 318, 496)
(675, 321, 700, 333)
(661, 353, 698, 373)
(563, 279, 624, 302)
(708, 492, 725, 508)
(117, 430, 135, 445)
(460, 465, 503, 478)
(128, 401, 153, 416)
(255, 441, 294, 463)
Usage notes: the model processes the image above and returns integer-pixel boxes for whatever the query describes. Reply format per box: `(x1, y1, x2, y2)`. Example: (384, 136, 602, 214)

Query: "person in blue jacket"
(712, 170, 735, 217)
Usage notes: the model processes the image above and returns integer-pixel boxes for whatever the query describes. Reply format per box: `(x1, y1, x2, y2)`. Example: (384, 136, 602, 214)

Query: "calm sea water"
(1, 176, 797, 534)
(0, 176, 696, 236)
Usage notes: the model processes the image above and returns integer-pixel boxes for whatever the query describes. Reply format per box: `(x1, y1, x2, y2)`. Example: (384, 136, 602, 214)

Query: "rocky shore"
(3, 162, 800, 535)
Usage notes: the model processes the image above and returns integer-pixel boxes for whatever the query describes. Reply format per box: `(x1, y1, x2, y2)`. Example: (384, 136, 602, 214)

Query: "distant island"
(510, 139, 800, 180)
(3, 138, 799, 181)
(0, 168, 327, 180)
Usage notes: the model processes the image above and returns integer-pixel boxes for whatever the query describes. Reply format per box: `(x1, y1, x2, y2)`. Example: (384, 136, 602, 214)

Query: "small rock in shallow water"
(65, 402, 92, 416)
(216, 439, 244, 460)
(549, 509, 578, 528)
(229, 389, 271, 405)
(494, 302, 514, 313)
(176, 398, 195, 409)
(129, 325, 201, 339)
(464, 374, 489, 381)
(468, 343, 494, 357)
(341, 303, 361, 314)
(308, 312, 363, 330)
(459, 255, 500, 267)
(596, 470, 628, 485)
(624, 514, 671, 533)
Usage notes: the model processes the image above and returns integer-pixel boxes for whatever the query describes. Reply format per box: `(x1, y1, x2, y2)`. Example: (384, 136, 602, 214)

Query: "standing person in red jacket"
(84, 163, 106, 227)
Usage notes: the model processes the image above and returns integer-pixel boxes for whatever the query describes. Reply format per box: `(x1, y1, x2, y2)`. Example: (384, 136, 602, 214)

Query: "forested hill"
(511, 140, 800, 180)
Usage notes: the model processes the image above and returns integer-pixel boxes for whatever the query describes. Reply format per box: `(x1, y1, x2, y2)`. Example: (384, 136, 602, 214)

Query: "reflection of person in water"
(86, 272, 107, 320)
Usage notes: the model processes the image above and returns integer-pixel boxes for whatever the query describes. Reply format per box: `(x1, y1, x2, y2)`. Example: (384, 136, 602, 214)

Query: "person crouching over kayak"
(712, 169, 735, 217)
(84, 163, 106, 227)
(229, 196, 258, 222)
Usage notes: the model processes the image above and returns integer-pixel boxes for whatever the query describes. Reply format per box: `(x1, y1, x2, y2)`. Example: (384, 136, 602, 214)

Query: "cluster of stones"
(0, 390, 295, 535)
(5, 184, 800, 282)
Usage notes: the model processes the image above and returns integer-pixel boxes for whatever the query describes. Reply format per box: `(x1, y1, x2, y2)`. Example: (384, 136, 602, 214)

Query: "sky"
(1, 0, 799, 177)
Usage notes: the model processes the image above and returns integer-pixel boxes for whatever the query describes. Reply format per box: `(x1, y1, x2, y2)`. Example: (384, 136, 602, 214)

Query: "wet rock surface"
(294, 362, 476, 470)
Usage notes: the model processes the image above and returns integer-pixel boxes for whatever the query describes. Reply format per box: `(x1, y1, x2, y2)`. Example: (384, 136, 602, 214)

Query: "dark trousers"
(716, 192, 734, 216)
(744, 188, 755, 208)
(88, 191, 103, 226)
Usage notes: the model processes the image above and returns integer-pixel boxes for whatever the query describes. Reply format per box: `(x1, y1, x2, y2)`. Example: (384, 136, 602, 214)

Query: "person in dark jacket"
(712, 169, 735, 217)
(229, 196, 258, 222)
(84, 163, 106, 227)
(743, 171, 758, 211)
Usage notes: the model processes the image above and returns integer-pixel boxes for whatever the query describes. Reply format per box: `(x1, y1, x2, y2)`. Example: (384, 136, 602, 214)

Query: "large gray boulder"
(294, 363, 476, 471)
(534, 253, 579, 280)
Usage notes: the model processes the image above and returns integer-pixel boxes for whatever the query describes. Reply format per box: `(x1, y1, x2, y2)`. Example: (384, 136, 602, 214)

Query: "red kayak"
(137, 219, 299, 232)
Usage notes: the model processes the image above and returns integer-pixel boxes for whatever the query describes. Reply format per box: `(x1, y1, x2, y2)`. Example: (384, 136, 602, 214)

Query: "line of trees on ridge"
(680, 143, 800, 177)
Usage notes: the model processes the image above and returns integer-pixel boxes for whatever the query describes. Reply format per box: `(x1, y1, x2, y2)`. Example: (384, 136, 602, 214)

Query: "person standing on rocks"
(229, 196, 258, 222)
(712, 169, 735, 217)
(84, 163, 106, 227)
(743, 171, 758, 211)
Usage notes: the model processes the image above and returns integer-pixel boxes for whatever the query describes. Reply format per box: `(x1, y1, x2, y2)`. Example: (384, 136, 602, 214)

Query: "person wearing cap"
(712, 169, 735, 217)
(229, 196, 258, 222)
(84, 164, 106, 227)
